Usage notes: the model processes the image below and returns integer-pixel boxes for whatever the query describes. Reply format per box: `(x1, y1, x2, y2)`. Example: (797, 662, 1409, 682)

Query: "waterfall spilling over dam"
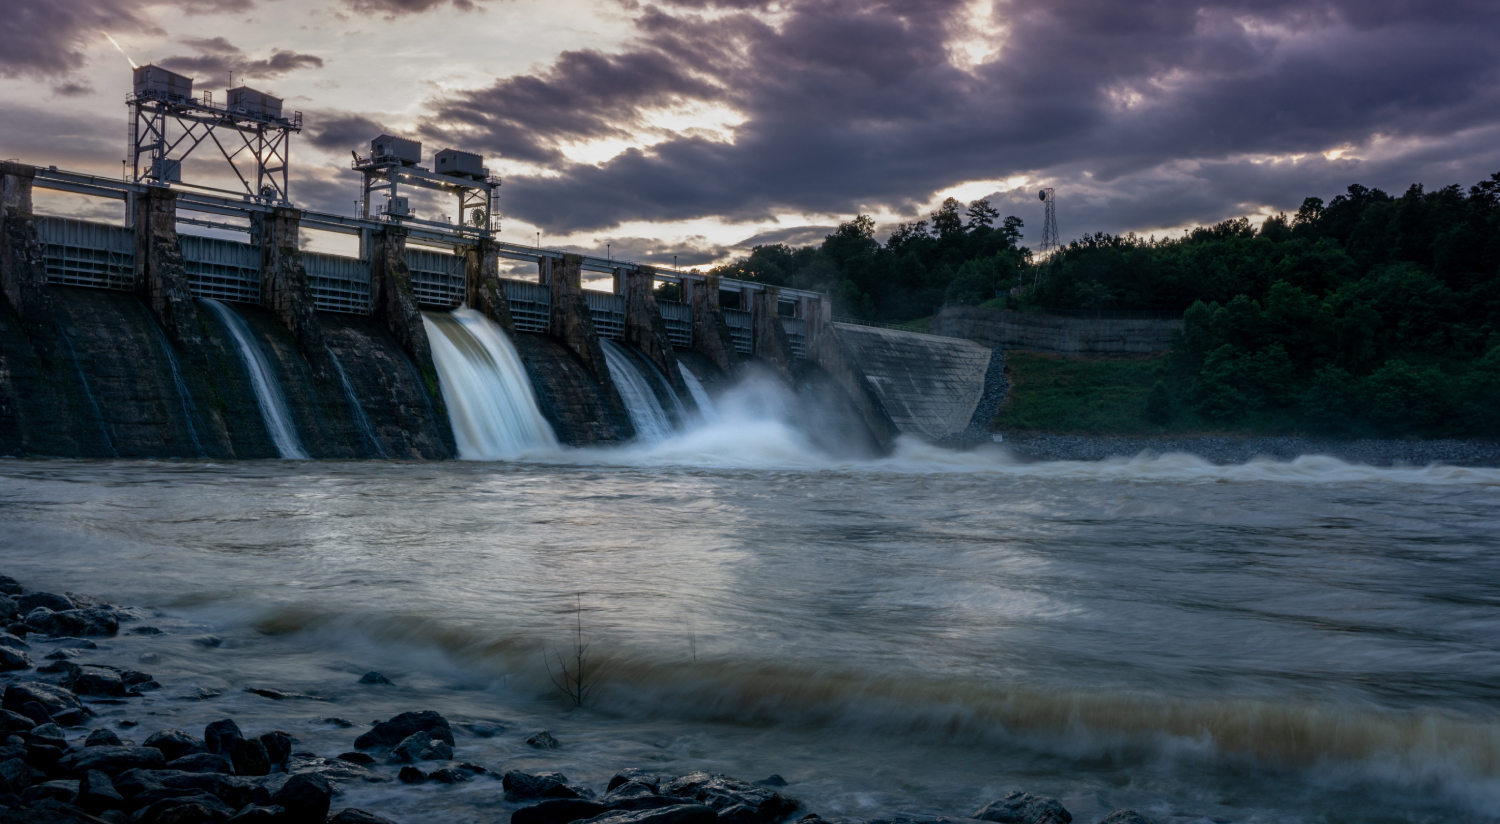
(603, 339, 681, 441)
(423, 308, 557, 460)
(679, 363, 717, 421)
(203, 298, 309, 460)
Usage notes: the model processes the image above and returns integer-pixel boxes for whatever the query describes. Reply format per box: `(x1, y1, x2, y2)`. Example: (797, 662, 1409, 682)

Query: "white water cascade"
(602, 339, 677, 441)
(422, 307, 557, 460)
(678, 362, 717, 421)
(203, 298, 309, 459)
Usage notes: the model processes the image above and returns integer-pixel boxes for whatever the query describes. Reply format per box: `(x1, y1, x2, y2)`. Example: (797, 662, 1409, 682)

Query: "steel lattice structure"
(1035, 187, 1058, 286)
(128, 90, 302, 203)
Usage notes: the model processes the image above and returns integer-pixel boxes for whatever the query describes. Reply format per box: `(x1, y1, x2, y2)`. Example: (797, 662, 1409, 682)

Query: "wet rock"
(515, 799, 611, 824)
(661, 773, 800, 824)
(1098, 812, 1155, 824)
(353, 711, 453, 750)
(329, 810, 398, 824)
(50, 709, 86, 728)
(68, 667, 126, 698)
(0, 603, 15, 624)
(19, 702, 52, 727)
(203, 721, 242, 757)
(116, 722, 137, 730)
(455, 762, 490, 777)
(24, 608, 118, 638)
(16, 593, 74, 614)
(56, 746, 166, 778)
(397, 766, 424, 784)
(229, 738, 271, 777)
(577, 803, 721, 824)
(0, 758, 30, 795)
(36, 660, 72, 675)
(129, 792, 236, 823)
(602, 782, 688, 812)
(607, 770, 670, 793)
(77, 769, 123, 814)
(0, 713, 32, 735)
(3, 682, 81, 718)
(389, 732, 452, 763)
(142, 730, 207, 763)
(461, 721, 504, 738)
(0, 634, 26, 651)
(504, 771, 585, 802)
(25, 743, 64, 773)
(972, 792, 1071, 824)
(321, 719, 355, 729)
(194, 636, 223, 648)
(163, 754, 232, 774)
(21, 779, 77, 805)
(44, 650, 78, 661)
(153, 771, 257, 810)
(281, 753, 383, 786)
(85, 730, 122, 748)
(754, 776, 787, 788)
(0, 650, 27, 673)
(176, 687, 222, 702)
(356, 672, 391, 686)
(274, 773, 332, 824)
(334, 753, 373, 766)
(259, 732, 291, 769)
(527, 731, 560, 749)
(245, 688, 321, 701)
(226, 805, 286, 822)
(25, 722, 67, 749)
(120, 671, 155, 689)
(128, 627, 162, 637)
(0, 577, 20, 596)
(430, 768, 467, 784)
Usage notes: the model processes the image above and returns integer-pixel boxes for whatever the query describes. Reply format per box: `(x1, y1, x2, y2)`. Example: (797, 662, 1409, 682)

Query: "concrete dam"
(0, 160, 1001, 460)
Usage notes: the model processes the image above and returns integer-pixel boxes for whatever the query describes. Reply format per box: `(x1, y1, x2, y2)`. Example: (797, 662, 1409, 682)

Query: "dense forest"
(708, 172, 1500, 437)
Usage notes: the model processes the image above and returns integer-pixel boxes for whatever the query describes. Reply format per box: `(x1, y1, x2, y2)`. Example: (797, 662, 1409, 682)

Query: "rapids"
(1, 427, 1498, 823)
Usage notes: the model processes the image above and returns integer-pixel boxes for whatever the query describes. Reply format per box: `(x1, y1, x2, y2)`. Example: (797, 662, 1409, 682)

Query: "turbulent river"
(1, 419, 1499, 823)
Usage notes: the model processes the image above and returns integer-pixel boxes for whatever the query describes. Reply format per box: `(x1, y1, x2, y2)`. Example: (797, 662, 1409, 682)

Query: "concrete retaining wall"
(834, 323, 993, 441)
(933, 305, 1180, 354)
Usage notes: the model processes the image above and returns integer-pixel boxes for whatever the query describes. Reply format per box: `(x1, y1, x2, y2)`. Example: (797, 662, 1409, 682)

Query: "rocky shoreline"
(996, 432, 1500, 467)
(0, 575, 1157, 824)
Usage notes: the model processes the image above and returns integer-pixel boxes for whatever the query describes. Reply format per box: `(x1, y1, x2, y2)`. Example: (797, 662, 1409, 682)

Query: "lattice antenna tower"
(127, 65, 302, 203)
(1035, 187, 1058, 286)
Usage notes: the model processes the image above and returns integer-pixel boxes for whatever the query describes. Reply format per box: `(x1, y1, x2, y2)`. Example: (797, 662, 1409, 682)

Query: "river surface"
(1, 437, 1499, 824)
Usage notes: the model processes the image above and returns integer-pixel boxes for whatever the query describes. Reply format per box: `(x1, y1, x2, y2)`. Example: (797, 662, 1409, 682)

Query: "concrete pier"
(624, 264, 690, 398)
(686, 275, 740, 373)
(133, 187, 201, 347)
(465, 239, 514, 334)
(751, 286, 793, 378)
(369, 226, 449, 429)
(255, 207, 323, 352)
(0, 162, 53, 335)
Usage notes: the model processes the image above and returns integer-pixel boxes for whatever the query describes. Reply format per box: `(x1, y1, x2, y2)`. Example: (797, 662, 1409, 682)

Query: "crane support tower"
(127, 65, 303, 203)
(353, 135, 500, 239)
(1036, 187, 1058, 285)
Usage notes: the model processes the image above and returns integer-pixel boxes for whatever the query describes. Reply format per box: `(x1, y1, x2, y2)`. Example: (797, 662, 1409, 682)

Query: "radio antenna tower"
(1035, 187, 1058, 286)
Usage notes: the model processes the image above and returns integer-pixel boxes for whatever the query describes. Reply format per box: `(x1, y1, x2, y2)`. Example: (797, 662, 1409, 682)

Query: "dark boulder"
(661, 773, 800, 823)
(607, 770, 669, 793)
(274, 773, 332, 824)
(527, 731, 560, 749)
(143, 729, 207, 762)
(754, 776, 787, 788)
(24, 608, 118, 638)
(25, 722, 66, 749)
(461, 721, 503, 738)
(504, 771, 584, 802)
(514, 799, 610, 824)
(397, 766, 424, 784)
(334, 752, 373, 766)
(1098, 812, 1155, 824)
(77, 769, 123, 814)
(21, 780, 77, 805)
(0, 635, 25, 651)
(3, 683, 81, 718)
(259, 732, 291, 769)
(0, 759, 30, 795)
(18, 702, 52, 727)
(0, 650, 27, 673)
(225, 805, 286, 822)
(602, 782, 688, 812)
(576, 804, 720, 824)
(329, 810, 398, 824)
(0, 604, 15, 624)
(203, 720, 243, 756)
(229, 738, 271, 777)
(972, 793, 1071, 824)
(56, 746, 166, 777)
(389, 732, 452, 763)
(26, 742, 64, 773)
(68, 667, 126, 698)
(163, 754, 232, 774)
(0, 577, 20, 596)
(15, 593, 74, 614)
(356, 672, 391, 686)
(0, 713, 32, 735)
(353, 711, 453, 750)
(129, 792, 236, 823)
(84, 730, 121, 748)
(49, 709, 85, 728)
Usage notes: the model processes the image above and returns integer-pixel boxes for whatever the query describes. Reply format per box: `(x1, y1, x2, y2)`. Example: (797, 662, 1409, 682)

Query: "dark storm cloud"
(340, 0, 480, 17)
(422, 0, 1500, 240)
(306, 113, 388, 151)
(158, 37, 325, 88)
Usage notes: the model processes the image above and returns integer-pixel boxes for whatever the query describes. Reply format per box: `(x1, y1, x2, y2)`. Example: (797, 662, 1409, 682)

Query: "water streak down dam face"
(602, 338, 683, 441)
(202, 298, 309, 460)
(422, 308, 557, 460)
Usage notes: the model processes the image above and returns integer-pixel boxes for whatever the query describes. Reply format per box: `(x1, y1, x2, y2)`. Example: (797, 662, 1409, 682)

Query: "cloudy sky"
(2, 0, 1498, 268)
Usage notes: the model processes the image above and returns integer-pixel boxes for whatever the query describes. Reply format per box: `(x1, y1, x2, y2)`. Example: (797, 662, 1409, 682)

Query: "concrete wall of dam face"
(932, 305, 1181, 355)
(833, 323, 995, 442)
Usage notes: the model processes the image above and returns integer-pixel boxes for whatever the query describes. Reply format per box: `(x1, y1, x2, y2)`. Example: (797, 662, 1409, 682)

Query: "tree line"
(707, 173, 1500, 437)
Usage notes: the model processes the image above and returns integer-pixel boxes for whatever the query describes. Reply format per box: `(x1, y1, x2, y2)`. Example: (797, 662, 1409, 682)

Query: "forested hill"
(709, 173, 1500, 437)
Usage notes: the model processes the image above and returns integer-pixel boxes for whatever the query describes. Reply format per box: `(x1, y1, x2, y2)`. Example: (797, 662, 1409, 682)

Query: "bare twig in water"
(545, 593, 594, 707)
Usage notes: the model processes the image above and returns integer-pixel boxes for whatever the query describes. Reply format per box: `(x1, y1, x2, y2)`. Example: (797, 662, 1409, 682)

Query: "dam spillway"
(423, 307, 557, 460)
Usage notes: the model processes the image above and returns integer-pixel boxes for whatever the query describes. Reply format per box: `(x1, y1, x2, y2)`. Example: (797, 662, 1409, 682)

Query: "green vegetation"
(709, 171, 1500, 438)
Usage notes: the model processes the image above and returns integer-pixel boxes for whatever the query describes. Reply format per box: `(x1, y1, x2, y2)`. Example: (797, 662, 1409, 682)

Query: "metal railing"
(658, 299, 693, 348)
(500, 278, 550, 333)
(36, 217, 134, 291)
(723, 308, 753, 354)
(180, 235, 260, 304)
(306, 252, 371, 314)
(407, 248, 465, 309)
(586, 291, 625, 341)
